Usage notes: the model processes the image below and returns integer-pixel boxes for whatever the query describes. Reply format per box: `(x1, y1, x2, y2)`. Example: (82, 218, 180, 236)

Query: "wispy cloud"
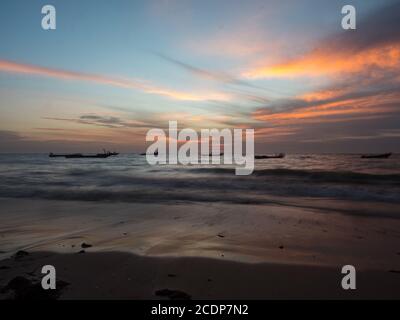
(248, 1, 400, 145)
(0, 59, 230, 102)
(157, 53, 261, 88)
(43, 114, 153, 129)
(0, 130, 25, 142)
(243, 2, 400, 79)
(253, 87, 400, 124)
(244, 43, 400, 79)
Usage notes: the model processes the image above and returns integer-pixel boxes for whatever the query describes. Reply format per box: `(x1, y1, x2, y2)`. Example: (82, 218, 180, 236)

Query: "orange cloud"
(254, 91, 400, 125)
(298, 88, 351, 102)
(244, 43, 400, 79)
(0, 60, 230, 102)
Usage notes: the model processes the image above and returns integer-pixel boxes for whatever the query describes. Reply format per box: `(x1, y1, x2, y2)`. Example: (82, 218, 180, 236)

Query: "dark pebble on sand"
(81, 243, 92, 249)
(1, 276, 69, 299)
(155, 289, 191, 300)
(217, 234, 225, 238)
(279, 246, 284, 249)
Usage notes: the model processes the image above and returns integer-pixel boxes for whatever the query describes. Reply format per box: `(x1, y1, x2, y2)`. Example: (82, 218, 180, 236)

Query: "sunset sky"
(0, 0, 399, 153)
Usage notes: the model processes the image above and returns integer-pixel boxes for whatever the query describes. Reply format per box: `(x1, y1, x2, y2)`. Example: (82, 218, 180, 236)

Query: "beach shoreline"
(1, 197, 400, 299)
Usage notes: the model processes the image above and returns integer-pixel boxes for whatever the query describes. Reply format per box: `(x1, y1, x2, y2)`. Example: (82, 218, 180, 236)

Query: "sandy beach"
(2, 251, 400, 300)
(1, 197, 400, 299)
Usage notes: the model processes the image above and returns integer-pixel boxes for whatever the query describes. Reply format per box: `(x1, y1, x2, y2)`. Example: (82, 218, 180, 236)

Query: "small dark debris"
(78, 250, 85, 254)
(217, 234, 225, 238)
(221, 254, 224, 257)
(389, 270, 400, 274)
(207, 278, 212, 282)
(123, 233, 128, 236)
(14, 251, 29, 260)
(279, 246, 284, 249)
(81, 243, 92, 249)
(155, 288, 191, 300)
(167, 274, 177, 278)
(0, 266, 10, 270)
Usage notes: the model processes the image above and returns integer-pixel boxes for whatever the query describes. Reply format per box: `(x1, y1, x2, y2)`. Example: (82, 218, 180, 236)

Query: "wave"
(1, 176, 400, 205)
(1, 162, 400, 206)
(1, 186, 400, 220)
(188, 167, 400, 184)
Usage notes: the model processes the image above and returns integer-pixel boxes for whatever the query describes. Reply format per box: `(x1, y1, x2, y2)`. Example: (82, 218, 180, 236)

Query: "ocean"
(0, 153, 399, 205)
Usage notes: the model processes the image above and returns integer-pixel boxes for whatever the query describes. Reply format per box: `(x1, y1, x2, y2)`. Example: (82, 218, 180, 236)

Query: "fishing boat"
(140, 151, 158, 156)
(49, 150, 118, 159)
(255, 153, 285, 159)
(361, 152, 392, 159)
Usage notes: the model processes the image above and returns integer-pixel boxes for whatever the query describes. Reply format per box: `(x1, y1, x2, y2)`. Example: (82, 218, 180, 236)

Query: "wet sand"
(1, 251, 400, 299)
(1, 197, 400, 299)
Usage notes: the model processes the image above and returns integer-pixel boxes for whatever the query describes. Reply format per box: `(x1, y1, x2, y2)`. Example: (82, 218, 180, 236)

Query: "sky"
(0, 0, 399, 153)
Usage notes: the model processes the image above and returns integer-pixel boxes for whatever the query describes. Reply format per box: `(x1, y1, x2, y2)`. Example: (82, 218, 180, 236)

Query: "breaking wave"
(0, 153, 400, 205)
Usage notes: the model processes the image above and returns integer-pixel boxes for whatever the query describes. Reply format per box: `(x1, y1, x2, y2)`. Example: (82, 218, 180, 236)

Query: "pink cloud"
(0, 59, 230, 102)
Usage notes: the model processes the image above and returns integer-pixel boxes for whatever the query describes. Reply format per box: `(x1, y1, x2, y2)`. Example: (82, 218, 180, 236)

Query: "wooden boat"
(49, 150, 118, 159)
(255, 153, 285, 159)
(65, 153, 110, 159)
(140, 151, 158, 156)
(361, 152, 392, 159)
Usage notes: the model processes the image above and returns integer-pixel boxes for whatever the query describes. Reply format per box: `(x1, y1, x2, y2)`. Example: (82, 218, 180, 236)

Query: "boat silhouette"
(49, 150, 119, 159)
(361, 152, 392, 159)
(140, 151, 158, 156)
(255, 153, 285, 159)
